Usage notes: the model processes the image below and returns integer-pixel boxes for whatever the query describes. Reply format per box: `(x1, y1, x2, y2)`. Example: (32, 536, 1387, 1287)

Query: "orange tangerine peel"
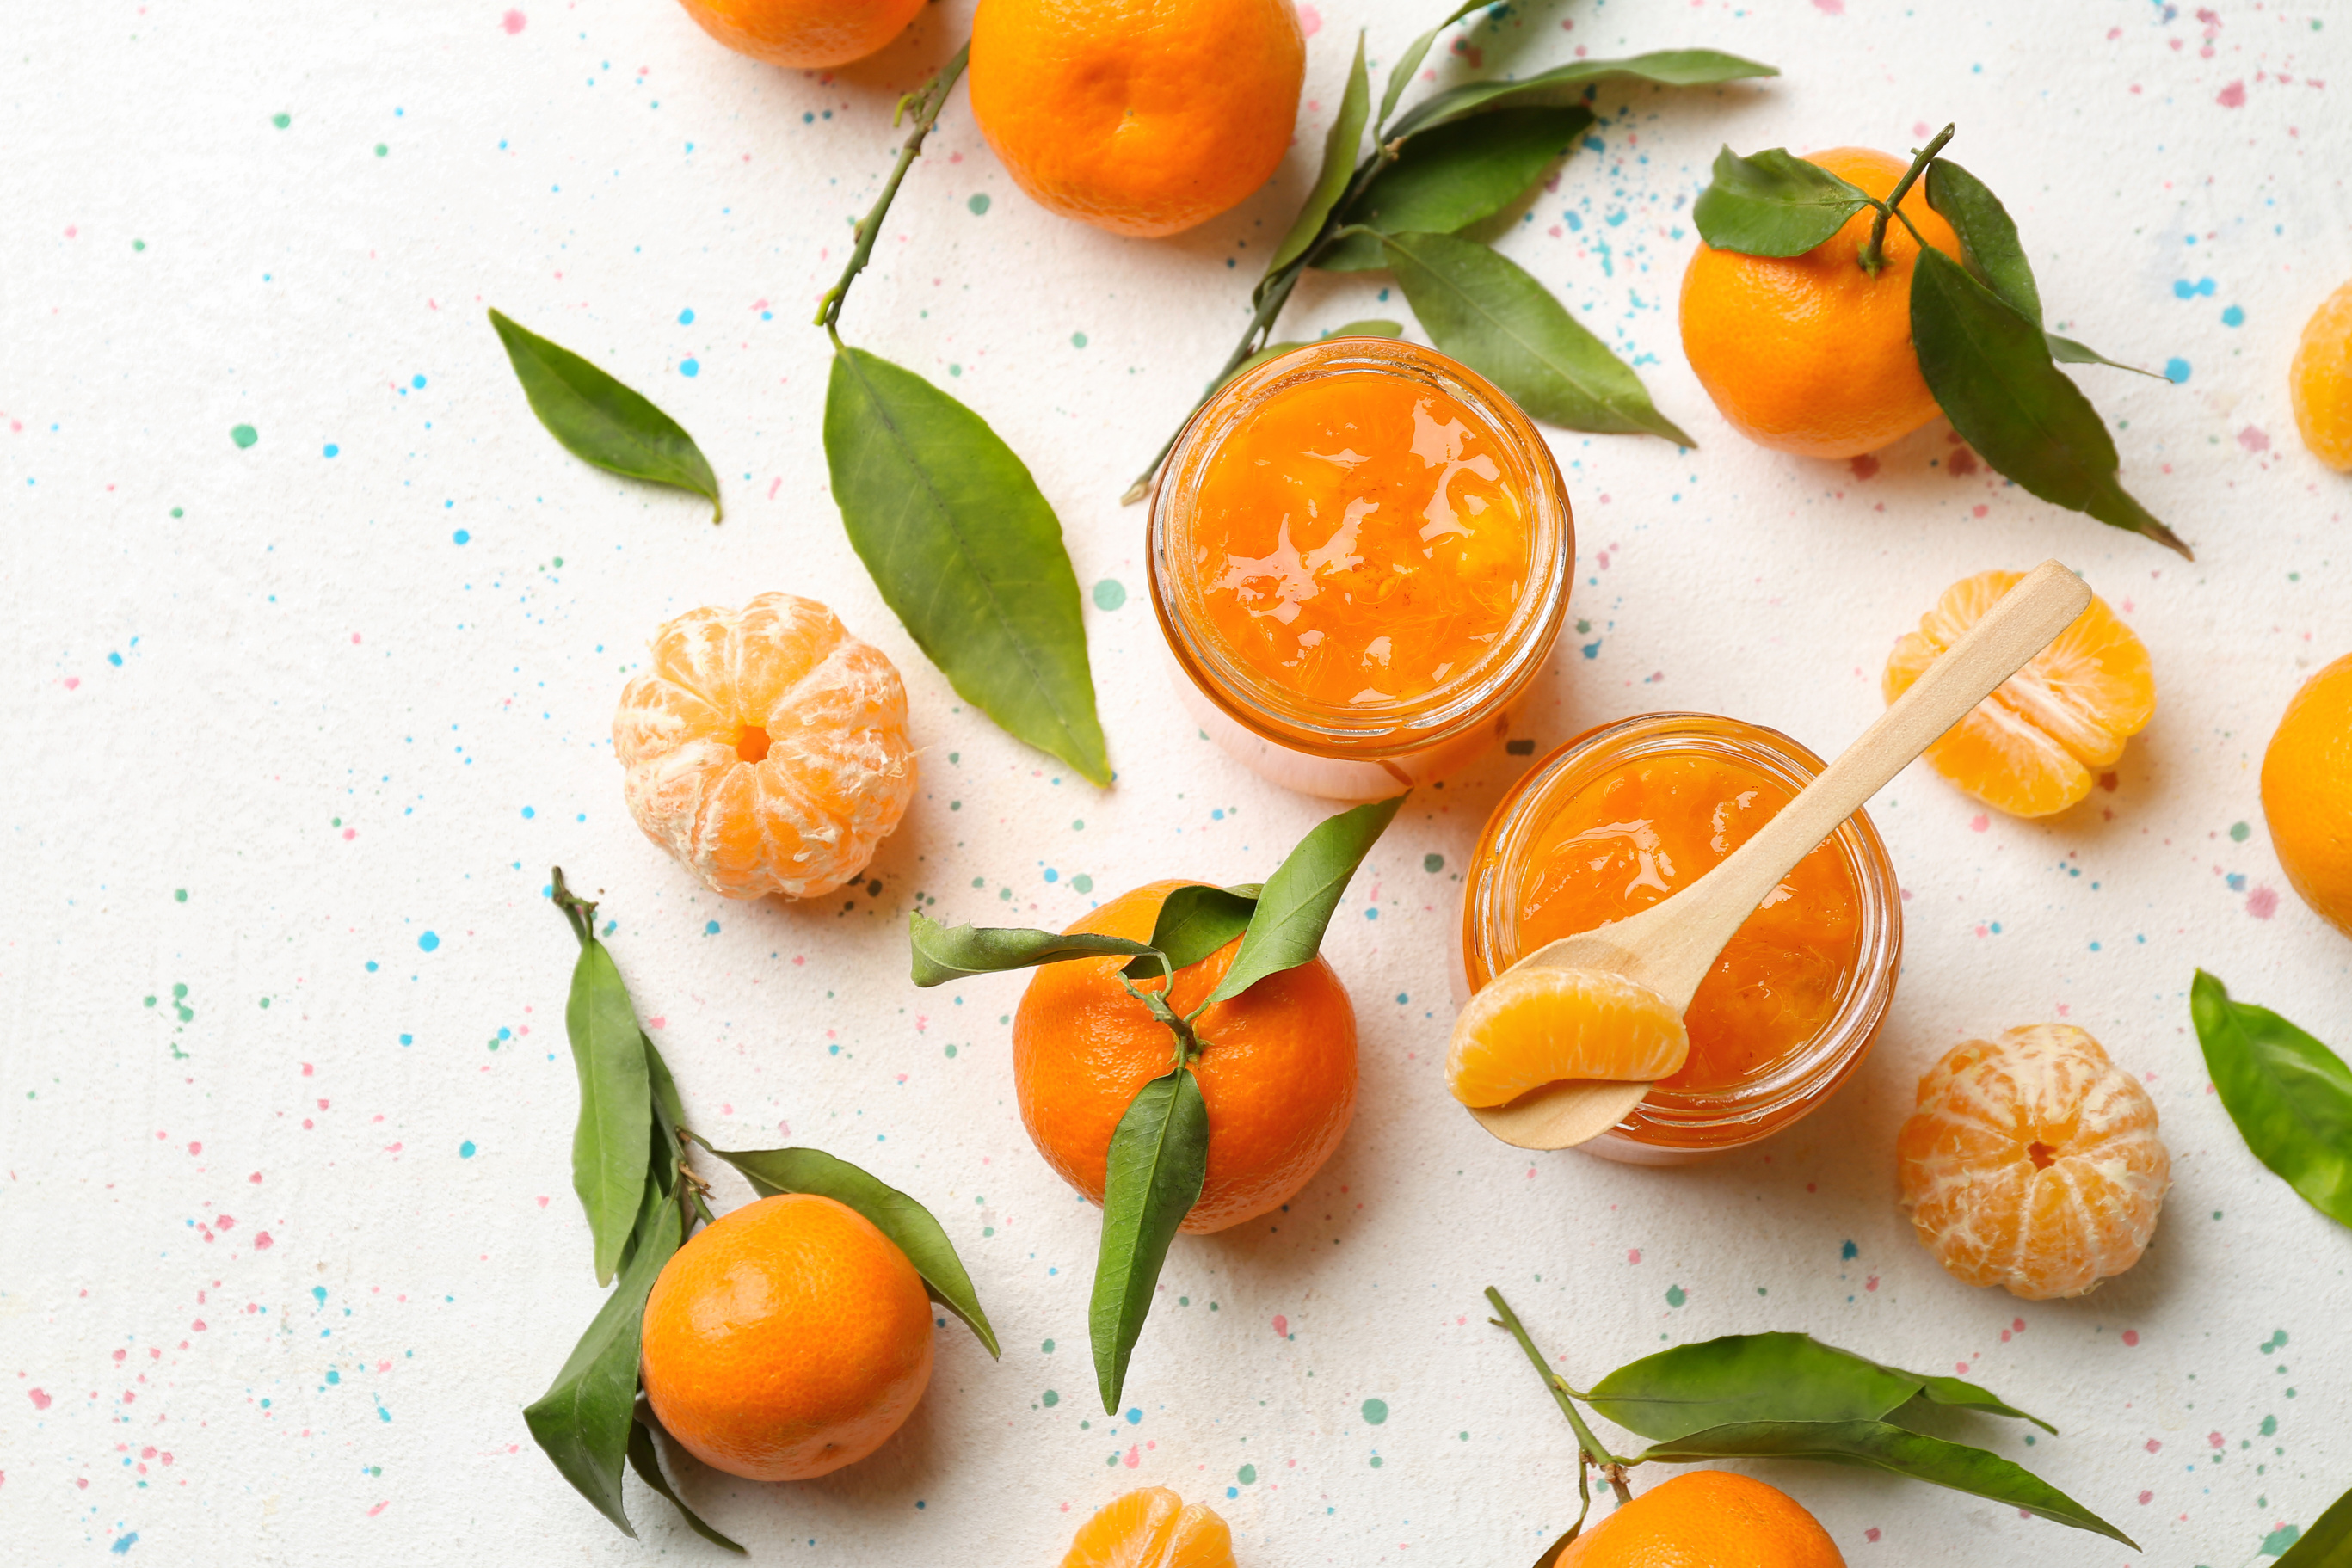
(1446, 967, 1690, 1109)
(614, 593, 915, 900)
(1896, 1024, 2170, 1301)
(1060, 1486, 1236, 1568)
(1885, 569, 2154, 818)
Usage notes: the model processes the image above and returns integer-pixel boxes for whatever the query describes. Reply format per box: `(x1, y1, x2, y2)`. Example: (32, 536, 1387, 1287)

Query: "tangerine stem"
(550, 865, 595, 949)
(814, 41, 970, 332)
(1485, 1287, 1635, 1501)
(1859, 122, 1954, 275)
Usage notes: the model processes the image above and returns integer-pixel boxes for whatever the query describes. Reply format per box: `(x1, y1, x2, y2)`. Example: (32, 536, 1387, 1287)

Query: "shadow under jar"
(1460, 713, 1904, 1164)
(1149, 338, 1572, 801)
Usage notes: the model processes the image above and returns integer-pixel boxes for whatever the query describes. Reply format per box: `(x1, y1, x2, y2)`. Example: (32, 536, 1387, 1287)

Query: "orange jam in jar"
(1152, 339, 1570, 800)
(1462, 714, 1902, 1163)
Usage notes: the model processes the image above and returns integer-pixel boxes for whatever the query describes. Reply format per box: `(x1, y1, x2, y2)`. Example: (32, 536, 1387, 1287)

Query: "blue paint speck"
(678, 308, 695, 324)
(399, 1033, 413, 1045)
(2164, 357, 2191, 384)
(111, 1535, 138, 1556)
(2222, 304, 2244, 328)
(520, 806, 534, 819)
(459, 1140, 477, 1158)
(312, 1286, 328, 1305)
(1044, 868, 1059, 882)
(453, 529, 470, 545)
(417, 931, 440, 952)
(323, 443, 340, 458)
(680, 358, 699, 378)
(704, 919, 720, 935)
(411, 374, 427, 390)
(1841, 1239, 1858, 1260)
(1126, 1407, 1142, 1424)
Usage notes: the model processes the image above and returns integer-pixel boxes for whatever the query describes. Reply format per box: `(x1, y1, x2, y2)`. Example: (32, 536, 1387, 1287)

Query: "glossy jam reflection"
(1189, 371, 1532, 710)
(1515, 752, 1862, 1091)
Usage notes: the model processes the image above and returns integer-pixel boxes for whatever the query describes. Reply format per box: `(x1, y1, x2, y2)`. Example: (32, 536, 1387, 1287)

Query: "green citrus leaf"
(522, 1192, 681, 1538)
(1317, 107, 1593, 273)
(701, 1143, 1000, 1358)
(1220, 321, 1407, 387)
(2045, 331, 2166, 378)
(1690, 145, 1872, 257)
(642, 1036, 687, 1197)
(824, 342, 1111, 784)
(1921, 158, 2041, 321)
(1205, 795, 1404, 1006)
(626, 1412, 746, 1553)
(2274, 1481, 2352, 1567)
(1090, 1067, 1210, 1412)
(1908, 248, 2190, 558)
(558, 929, 653, 1288)
(2191, 970, 2352, 1230)
(1376, 0, 1488, 134)
(1379, 231, 1693, 444)
(1388, 50, 1776, 140)
(1122, 883, 1260, 979)
(488, 309, 720, 521)
(908, 911, 1156, 987)
(1630, 1418, 2136, 1546)
(1265, 32, 1370, 279)
(1583, 1333, 1926, 1440)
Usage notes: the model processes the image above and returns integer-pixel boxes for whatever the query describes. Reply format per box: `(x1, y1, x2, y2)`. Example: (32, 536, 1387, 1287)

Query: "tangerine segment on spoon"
(1453, 561, 2096, 1152)
(1446, 966, 1690, 1108)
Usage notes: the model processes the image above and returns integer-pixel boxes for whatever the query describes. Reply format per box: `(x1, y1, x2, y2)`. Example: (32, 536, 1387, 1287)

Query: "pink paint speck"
(28, 1388, 51, 1411)
(2248, 887, 2280, 919)
(1865, 1276, 1880, 1291)
(1627, 1248, 1641, 1264)
(369, 1500, 391, 1516)
(501, 9, 526, 34)
(1296, 4, 1321, 36)
(2146, 1438, 2163, 1453)
(187, 1141, 201, 1156)
(2209, 1430, 2225, 1448)
(1864, 1528, 1881, 1543)
(2238, 425, 2272, 452)
(253, 1231, 274, 1250)
(2122, 1330, 2140, 1347)
(1848, 454, 1880, 481)
(1813, 0, 1844, 12)
(64, 677, 79, 690)
(648, 1016, 666, 1030)
(1123, 1444, 1141, 1468)
(2138, 1490, 2154, 1504)
(2217, 80, 2246, 108)
(1969, 814, 1990, 833)
(1272, 1314, 1289, 1337)
(215, 1214, 234, 1231)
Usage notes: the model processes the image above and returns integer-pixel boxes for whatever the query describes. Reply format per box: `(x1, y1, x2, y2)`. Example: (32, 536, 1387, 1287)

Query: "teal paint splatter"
(1093, 579, 1127, 611)
(231, 424, 258, 449)
(1361, 1398, 1388, 1424)
(1423, 853, 1444, 873)
(1665, 1284, 1688, 1307)
(967, 194, 991, 215)
(1041, 1390, 1058, 1407)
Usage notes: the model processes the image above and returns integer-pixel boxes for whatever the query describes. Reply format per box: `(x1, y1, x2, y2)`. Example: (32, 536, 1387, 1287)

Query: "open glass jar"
(1149, 338, 1573, 801)
(1460, 713, 1904, 1164)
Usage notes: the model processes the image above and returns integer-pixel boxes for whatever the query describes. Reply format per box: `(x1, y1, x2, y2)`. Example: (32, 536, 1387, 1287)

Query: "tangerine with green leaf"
(1013, 879, 1357, 1232)
(1681, 146, 1961, 458)
(639, 1192, 935, 1481)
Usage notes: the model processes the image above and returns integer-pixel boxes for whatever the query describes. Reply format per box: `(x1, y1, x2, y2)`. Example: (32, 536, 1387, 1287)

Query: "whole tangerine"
(2290, 279, 2352, 471)
(640, 1193, 934, 1481)
(1897, 1024, 2170, 1301)
(613, 593, 915, 900)
(1557, 1470, 1845, 1568)
(2261, 651, 2352, 938)
(968, 0, 1305, 238)
(1013, 880, 1357, 1233)
(1680, 147, 1961, 458)
(674, 0, 924, 70)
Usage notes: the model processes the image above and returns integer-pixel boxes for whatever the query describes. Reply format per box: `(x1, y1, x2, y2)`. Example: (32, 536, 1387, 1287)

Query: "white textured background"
(6, 0, 2349, 1562)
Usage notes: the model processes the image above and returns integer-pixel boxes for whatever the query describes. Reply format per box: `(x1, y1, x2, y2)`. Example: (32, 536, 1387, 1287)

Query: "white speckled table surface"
(7, 0, 2350, 1562)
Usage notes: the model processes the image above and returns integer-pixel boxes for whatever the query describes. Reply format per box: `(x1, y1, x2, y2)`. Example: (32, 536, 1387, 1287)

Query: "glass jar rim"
(1148, 338, 1572, 759)
(1463, 711, 1904, 1139)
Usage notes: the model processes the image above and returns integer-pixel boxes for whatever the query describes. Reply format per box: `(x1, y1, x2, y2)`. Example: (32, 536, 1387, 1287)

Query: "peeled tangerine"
(614, 593, 914, 899)
(1885, 570, 2155, 818)
(1897, 1024, 2170, 1301)
(1060, 1487, 1235, 1568)
(1446, 967, 1690, 1108)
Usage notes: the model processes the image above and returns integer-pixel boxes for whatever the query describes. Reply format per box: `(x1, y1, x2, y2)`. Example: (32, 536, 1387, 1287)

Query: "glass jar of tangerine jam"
(1461, 713, 1903, 1164)
(1149, 338, 1572, 800)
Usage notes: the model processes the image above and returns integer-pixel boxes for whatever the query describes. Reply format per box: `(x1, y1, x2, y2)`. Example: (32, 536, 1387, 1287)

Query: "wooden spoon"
(1463, 559, 2093, 1151)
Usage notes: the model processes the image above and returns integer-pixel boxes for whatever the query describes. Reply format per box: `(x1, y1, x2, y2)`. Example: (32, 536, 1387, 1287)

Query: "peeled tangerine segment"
(1885, 569, 2155, 817)
(1896, 1024, 2170, 1301)
(1061, 1487, 1236, 1568)
(1446, 967, 1691, 1109)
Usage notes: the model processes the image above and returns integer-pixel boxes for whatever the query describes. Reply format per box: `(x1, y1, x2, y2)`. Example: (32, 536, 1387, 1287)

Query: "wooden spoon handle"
(1642, 560, 2092, 1008)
